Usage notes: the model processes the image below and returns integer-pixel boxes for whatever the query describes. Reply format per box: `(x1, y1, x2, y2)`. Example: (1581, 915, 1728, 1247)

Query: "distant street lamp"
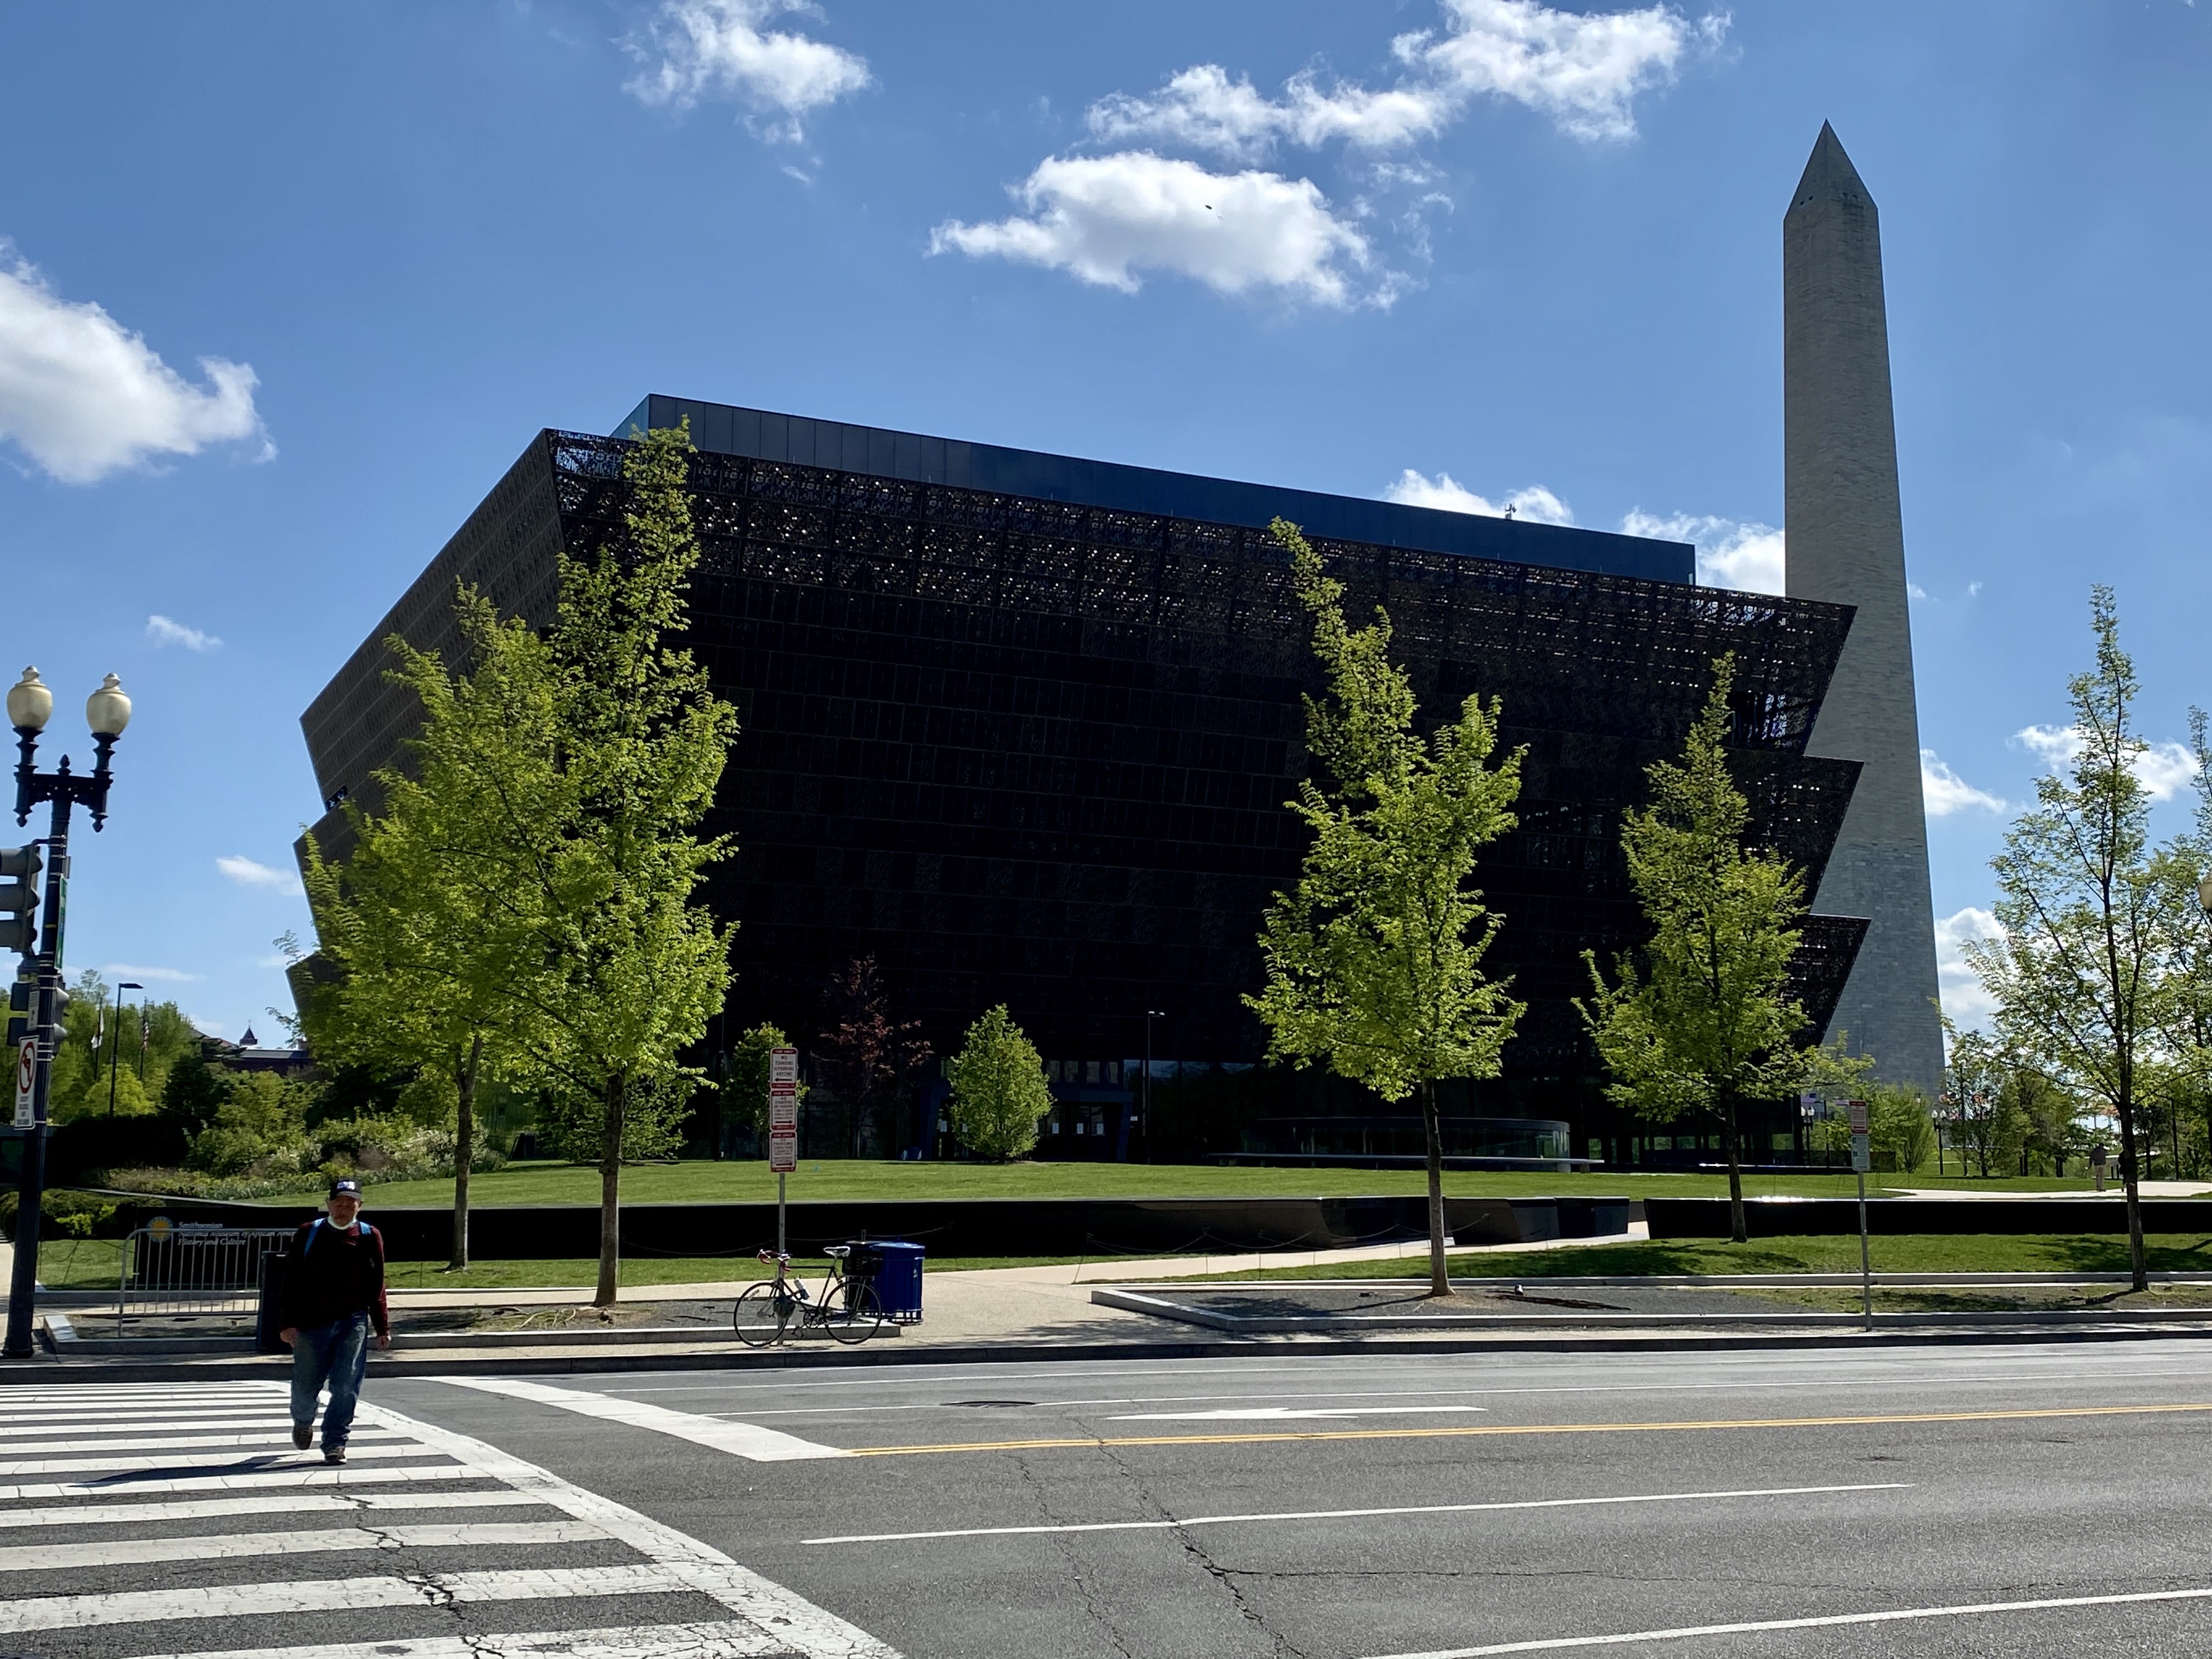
(4, 668, 133, 1360)
(106, 981, 142, 1118)
(1142, 1009, 1165, 1162)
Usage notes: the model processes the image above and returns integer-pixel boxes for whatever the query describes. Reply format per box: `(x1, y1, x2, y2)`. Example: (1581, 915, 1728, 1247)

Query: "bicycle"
(732, 1245, 885, 1346)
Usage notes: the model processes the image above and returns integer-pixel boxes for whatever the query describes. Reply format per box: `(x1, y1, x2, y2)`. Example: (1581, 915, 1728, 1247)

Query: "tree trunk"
(2117, 1094, 2148, 1293)
(449, 1033, 482, 1272)
(596, 1071, 627, 1308)
(1420, 1078, 1449, 1299)
(1723, 1092, 1748, 1244)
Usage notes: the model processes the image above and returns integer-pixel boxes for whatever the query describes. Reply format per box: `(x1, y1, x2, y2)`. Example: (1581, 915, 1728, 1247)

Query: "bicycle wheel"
(732, 1280, 792, 1347)
(825, 1278, 884, 1345)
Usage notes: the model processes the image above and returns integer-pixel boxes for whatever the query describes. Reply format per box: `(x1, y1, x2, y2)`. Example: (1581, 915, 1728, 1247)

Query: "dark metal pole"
(105, 982, 122, 1118)
(4, 794, 67, 1360)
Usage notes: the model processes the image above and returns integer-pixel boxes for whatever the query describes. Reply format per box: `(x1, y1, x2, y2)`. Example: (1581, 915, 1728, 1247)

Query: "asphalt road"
(9, 1338, 2212, 1657)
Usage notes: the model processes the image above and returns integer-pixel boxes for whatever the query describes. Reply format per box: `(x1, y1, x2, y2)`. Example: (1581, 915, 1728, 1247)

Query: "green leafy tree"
(2148, 708, 2212, 1177)
(1578, 656, 1821, 1244)
(1940, 1019, 2011, 1178)
(1245, 520, 1525, 1296)
(725, 1022, 804, 1144)
(1961, 589, 2163, 1289)
(1866, 1084, 1936, 1173)
(945, 1005, 1048, 1161)
(302, 580, 565, 1269)
(498, 422, 740, 1306)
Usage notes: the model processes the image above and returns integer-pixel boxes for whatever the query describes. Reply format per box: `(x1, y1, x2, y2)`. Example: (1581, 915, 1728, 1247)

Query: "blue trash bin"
(854, 1240, 924, 1324)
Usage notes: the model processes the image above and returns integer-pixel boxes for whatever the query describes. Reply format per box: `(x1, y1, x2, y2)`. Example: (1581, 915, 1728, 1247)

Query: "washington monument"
(1784, 122, 1945, 1101)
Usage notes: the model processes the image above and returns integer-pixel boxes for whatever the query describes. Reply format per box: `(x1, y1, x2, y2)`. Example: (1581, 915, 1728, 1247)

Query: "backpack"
(300, 1216, 382, 1264)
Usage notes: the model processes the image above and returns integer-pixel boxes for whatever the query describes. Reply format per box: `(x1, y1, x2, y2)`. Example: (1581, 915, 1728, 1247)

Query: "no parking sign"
(14, 1036, 35, 1128)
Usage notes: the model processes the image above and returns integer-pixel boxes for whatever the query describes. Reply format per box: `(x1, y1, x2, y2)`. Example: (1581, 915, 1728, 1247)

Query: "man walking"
(278, 1177, 391, 1464)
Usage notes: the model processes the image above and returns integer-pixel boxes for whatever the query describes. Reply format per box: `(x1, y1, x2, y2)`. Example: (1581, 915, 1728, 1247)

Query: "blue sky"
(0, 1, 2206, 1041)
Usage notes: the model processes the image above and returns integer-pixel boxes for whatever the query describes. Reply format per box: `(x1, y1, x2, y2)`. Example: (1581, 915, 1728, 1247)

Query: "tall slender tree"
(1963, 588, 2162, 1289)
(1578, 655, 1828, 1245)
(501, 422, 741, 1306)
(1246, 520, 1525, 1297)
(300, 586, 562, 1269)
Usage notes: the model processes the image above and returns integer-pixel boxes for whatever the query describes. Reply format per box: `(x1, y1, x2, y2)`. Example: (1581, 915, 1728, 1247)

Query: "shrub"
(0, 1188, 127, 1242)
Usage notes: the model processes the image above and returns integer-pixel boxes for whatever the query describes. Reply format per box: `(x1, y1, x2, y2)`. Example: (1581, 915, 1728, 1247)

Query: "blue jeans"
(290, 1313, 370, 1448)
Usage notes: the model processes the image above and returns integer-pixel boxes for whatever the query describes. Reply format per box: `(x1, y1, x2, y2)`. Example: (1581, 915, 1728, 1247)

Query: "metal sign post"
(1848, 1098, 1872, 1329)
(768, 1046, 798, 1257)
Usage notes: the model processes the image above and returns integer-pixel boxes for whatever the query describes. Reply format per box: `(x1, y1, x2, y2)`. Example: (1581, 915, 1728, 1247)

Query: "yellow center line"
(841, 1401, 2212, 1458)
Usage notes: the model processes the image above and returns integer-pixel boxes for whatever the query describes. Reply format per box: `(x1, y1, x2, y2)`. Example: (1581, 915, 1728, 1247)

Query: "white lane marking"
(626, 1362, 2211, 1407)
(0, 1461, 476, 1501)
(359, 1400, 898, 1657)
(1357, 1584, 2212, 1656)
(441, 1376, 849, 1462)
(803, 1482, 1912, 1544)
(1108, 1406, 1489, 1422)
(0, 1488, 551, 1528)
(0, 1520, 606, 1571)
(146, 1622, 794, 1659)
(0, 1562, 726, 1631)
(0, 1430, 402, 1456)
(0, 1441, 437, 1477)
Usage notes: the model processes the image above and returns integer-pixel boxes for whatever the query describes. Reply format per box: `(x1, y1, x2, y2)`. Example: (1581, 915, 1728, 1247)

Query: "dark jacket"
(278, 1217, 390, 1339)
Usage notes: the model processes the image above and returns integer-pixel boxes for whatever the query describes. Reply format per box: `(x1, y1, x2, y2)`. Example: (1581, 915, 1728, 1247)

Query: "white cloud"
(1935, 905, 2001, 1028)
(1382, 469, 1573, 524)
(1087, 1, 1718, 159)
(1087, 64, 1453, 161)
(1921, 751, 2005, 816)
(0, 246, 267, 485)
(216, 854, 302, 894)
(623, 0, 870, 141)
(145, 614, 221, 652)
(2011, 724, 2200, 800)
(1966, 581, 1983, 599)
(1621, 511, 1785, 595)
(1403, 0, 1725, 141)
(929, 152, 1390, 307)
(101, 963, 201, 984)
(1907, 582, 1931, 600)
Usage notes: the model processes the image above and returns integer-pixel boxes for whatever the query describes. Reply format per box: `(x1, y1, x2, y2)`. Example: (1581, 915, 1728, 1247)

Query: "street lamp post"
(4, 668, 132, 1361)
(106, 980, 142, 1118)
(1142, 1009, 1165, 1163)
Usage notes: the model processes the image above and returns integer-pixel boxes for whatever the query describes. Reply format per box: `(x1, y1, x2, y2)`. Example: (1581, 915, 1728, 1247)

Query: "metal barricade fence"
(117, 1225, 294, 1322)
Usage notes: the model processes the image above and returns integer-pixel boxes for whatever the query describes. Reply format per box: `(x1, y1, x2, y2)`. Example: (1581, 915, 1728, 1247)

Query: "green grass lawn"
(1224, 1232, 2212, 1282)
(250, 1160, 2106, 1210)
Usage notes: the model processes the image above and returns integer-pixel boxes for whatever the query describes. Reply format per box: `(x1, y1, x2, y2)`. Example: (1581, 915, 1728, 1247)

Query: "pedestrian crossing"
(0, 1380, 899, 1658)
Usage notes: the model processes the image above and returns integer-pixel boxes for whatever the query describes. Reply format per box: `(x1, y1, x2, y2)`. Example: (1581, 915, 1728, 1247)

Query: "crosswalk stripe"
(0, 1488, 555, 1528)
(0, 1430, 402, 1456)
(3, 1562, 746, 1632)
(441, 1376, 849, 1462)
(0, 1460, 477, 1500)
(137, 1622, 797, 1659)
(0, 1441, 442, 1477)
(0, 1413, 301, 1435)
(0, 1381, 899, 1659)
(0, 1520, 607, 1572)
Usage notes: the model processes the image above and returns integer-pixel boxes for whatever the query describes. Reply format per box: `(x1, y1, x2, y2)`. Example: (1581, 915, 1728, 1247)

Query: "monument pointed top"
(1789, 120, 1874, 215)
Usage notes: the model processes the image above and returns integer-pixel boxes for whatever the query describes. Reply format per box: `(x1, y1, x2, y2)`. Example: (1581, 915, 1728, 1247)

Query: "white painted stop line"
(441, 1376, 848, 1462)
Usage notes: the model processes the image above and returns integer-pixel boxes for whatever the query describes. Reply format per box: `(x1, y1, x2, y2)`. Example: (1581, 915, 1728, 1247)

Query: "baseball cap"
(329, 1178, 363, 1198)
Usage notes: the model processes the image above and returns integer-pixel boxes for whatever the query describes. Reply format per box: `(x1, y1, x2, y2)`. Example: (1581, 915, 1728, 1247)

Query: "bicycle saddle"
(823, 1245, 852, 1259)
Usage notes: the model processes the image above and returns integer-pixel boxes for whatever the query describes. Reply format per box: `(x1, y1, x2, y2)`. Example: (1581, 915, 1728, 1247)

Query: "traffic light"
(0, 845, 40, 957)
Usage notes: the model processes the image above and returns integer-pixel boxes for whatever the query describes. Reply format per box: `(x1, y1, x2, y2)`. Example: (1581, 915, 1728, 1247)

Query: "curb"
(8, 1321, 2212, 1385)
(1088, 1285, 2212, 1333)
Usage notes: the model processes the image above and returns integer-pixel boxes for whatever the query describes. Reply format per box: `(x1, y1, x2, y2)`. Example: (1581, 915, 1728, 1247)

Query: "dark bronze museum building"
(300, 395, 1867, 1167)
